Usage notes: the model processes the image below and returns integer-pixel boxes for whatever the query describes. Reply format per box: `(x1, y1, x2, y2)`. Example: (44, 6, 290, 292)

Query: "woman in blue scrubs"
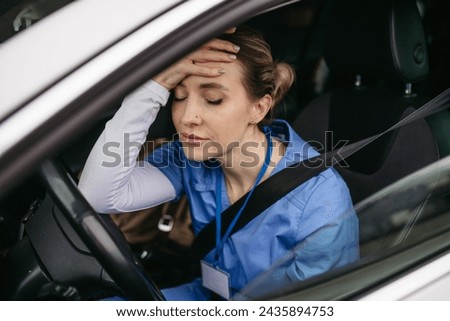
(79, 26, 359, 300)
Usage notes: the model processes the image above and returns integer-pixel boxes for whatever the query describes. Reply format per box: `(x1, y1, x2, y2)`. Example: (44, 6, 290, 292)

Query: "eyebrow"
(199, 82, 229, 91)
(177, 81, 229, 91)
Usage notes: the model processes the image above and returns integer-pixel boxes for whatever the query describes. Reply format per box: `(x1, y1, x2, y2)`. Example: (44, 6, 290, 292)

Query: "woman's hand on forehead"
(188, 38, 239, 64)
(153, 29, 240, 91)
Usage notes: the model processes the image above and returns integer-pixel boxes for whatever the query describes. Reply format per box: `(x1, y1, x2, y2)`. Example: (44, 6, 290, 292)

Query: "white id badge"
(201, 260, 230, 300)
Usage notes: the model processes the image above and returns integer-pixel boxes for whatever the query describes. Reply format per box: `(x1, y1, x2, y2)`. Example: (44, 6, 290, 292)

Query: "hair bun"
(273, 62, 296, 106)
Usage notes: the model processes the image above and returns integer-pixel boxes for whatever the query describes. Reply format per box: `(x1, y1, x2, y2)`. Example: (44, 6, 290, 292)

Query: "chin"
(180, 145, 210, 162)
(180, 140, 224, 161)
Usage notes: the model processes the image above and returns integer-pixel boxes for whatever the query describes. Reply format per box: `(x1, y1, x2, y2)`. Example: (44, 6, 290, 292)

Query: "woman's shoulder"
(268, 120, 352, 205)
(283, 167, 351, 211)
(269, 120, 320, 165)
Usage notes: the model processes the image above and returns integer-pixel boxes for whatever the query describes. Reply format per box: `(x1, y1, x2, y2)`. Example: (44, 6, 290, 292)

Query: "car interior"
(289, 0, 450, 258)
(0, 0, 450, 300)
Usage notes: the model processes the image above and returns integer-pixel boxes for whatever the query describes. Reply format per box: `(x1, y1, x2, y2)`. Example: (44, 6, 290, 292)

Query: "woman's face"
(171, 61, 259, 162)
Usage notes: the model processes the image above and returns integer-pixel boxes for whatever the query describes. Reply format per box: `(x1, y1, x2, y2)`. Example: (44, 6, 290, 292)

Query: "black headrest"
(324, 0, 429, 83)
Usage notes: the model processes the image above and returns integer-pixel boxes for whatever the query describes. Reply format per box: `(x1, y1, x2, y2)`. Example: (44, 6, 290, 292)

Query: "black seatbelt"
(193, 88, 450, 259)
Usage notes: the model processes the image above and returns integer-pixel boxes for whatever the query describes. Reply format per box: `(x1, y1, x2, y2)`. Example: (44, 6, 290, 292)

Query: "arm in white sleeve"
(78, 80, 177, 213)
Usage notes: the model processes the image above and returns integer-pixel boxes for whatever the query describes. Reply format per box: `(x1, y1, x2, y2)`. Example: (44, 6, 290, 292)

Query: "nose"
(180, 99, 202, 126)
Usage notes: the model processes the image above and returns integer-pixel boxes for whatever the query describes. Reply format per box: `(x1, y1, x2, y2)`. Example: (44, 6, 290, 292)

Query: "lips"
(180, 133, 207, 145)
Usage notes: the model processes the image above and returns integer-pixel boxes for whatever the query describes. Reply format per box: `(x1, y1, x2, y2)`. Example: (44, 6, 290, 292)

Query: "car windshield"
(0, 0, 72, 43)
(237, 155, 450, 300)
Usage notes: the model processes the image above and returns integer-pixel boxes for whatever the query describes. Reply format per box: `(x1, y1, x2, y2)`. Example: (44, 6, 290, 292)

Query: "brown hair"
(219, 26, 295, 124)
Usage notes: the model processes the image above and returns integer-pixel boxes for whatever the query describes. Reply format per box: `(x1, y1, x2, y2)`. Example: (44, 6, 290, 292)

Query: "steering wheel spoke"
(39, 158, 165, 301)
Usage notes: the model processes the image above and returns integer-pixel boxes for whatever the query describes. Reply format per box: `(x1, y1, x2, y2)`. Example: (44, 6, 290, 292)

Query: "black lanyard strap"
(192, 87, 450, 259)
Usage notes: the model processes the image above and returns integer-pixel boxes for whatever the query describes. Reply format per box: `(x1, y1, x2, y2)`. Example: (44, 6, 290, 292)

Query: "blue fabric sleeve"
(288, 169, 359, 279)
(234, 169, 359, 299)
(162, 278, 211, 301)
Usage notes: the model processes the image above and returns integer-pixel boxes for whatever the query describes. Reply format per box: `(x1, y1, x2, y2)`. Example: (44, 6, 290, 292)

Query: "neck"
(218, 126, 284, 204)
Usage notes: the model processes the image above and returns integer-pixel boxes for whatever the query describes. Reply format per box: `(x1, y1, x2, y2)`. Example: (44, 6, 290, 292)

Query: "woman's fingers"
(187, 48, 237, 63)
(153, 59, 225, 90)
(187, 38, 240, 63)
(201, 38, 240, 54)
(152, 33, 239, 90)
(224, 27, 237, 34)
(181, 60, 225, 77)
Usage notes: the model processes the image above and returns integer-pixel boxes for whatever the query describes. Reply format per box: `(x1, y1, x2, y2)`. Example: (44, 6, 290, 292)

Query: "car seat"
(292, 0, 450, 205)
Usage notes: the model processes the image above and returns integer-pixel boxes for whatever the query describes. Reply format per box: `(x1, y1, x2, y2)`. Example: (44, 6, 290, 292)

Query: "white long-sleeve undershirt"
(78, 80, 177, 213)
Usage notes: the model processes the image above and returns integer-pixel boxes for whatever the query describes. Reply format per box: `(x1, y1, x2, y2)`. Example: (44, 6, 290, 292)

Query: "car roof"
(0, 0, 181, 121)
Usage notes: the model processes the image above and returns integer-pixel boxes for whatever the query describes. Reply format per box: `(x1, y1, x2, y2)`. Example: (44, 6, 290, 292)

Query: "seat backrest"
(293, 0, 448, 204)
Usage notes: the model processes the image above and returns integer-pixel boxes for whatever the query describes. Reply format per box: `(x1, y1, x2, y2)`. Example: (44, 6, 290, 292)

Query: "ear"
(251, 94, 272, 124)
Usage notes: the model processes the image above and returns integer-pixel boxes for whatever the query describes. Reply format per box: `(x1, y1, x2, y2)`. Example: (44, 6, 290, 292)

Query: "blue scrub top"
(146, 119, 359, 300)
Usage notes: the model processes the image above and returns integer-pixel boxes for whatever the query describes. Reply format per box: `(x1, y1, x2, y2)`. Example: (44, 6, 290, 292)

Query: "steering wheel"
(39, 158, 165, 300)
